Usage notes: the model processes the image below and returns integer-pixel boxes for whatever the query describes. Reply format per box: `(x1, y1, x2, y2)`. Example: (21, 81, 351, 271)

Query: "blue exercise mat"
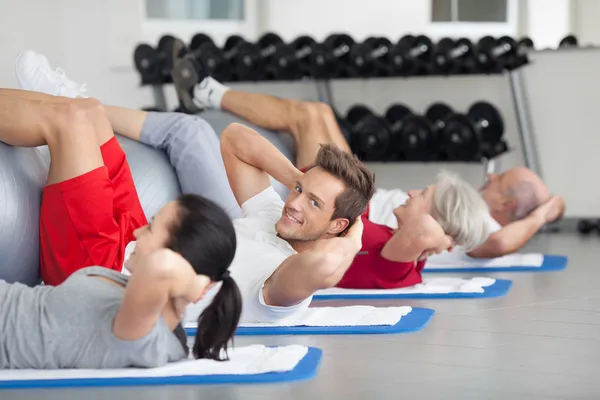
(423, 255, 568, 273)
(185, 307, 435, 336)
(0, 347, 323, 389)
(311, 279, 512, 301)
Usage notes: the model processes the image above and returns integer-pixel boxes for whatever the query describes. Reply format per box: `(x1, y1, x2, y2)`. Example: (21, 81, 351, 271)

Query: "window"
(145, 0, 245, 20)
(428, 0, 518, 40)
(432, 0, 507, 22)
(139, 0, 258, 48)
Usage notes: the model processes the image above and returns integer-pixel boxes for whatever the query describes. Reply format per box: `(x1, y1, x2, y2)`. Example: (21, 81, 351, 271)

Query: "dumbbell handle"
(408, 43, 430, 59)
(490, 42, 512, 58)
(332, 44, 351, 58)
(294, 45, 313, 60)
(449, 43, 470, 59)
(260, 44, 279, 58)
(369, 44, 389, 59)
(389, 119, 406, 133)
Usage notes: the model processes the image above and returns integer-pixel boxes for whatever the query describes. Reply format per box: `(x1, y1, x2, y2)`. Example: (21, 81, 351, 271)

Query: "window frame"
(427, 0, 519, 41)
(138, 0, 259, 47)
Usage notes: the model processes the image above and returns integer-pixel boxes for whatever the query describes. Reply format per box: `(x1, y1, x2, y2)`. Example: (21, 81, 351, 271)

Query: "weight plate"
(190, 33, 214, 51)
(224, 35, 245, 51)
(133, 44, 160, 81)
(425, 103, 453, 128)
(436, 38, 455, 51)
(346, 105, 374, 126)
(258, 32, 284, 48)
(309, 43, 339, 79)
(157, 35, 176, 51)
(559, 35, 578, 47)
(385, 104, 413, 125)
(398, 34, 416, 47)
(354, 116, 391, 161)
(400, 115, 435, 161)
(468, 101, 504, 144)
(234, 43, 265, 81)
(441, 114, 482, 161)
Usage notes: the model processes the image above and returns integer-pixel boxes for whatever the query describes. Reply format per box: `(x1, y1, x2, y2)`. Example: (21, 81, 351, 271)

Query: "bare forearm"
(264, 240, 358, 307)
(381, 228, 427, 263)
(222, 123, 301, 188)
(467, 215, 545, 258)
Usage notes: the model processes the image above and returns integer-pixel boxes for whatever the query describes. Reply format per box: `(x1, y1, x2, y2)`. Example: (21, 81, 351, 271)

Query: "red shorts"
(39, 137, 147, 286)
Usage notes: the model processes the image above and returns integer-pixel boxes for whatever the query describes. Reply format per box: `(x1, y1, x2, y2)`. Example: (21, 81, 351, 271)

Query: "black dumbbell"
(468, 102, 505, 145)
(388, 34, 435, 75)
(309, 34, 356, 79)
(577, 219, 599, 234)
(133, 34, 177, 84)
(510, 37, 534, 69)
(426, 103, 481, 161)
(559, 35, 578, 48)
(441, 101, 504, 161)
(256, 32, 287, 80)
(385, 105, 437, 161)
(346, 105, 391, 161)
(221, 35, 265, 81)
(431, 38, 477, 74)
(349, 37, 393, 77)
(425, 103, 455, 160)
(269, 35, 320, 80)
(184, 33, 232, 82)
(475, 36, 518, 72)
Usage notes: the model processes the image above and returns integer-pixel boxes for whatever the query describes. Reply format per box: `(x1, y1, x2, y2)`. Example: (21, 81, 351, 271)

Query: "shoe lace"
(53, 67, 88, 96)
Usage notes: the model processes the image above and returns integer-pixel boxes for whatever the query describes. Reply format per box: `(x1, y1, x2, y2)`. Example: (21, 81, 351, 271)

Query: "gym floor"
(3, 228, 599, 400)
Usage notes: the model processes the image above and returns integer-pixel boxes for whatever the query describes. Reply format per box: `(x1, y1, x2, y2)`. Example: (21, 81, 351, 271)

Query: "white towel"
(316, 277, 496, 296)
(425, 251, 544, 268)
(0, 345, 308, 381)
(186, 306, 412, 328)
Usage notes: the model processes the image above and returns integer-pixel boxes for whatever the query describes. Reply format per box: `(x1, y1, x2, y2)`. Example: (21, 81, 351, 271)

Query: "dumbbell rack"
(146, 68, 540, 191)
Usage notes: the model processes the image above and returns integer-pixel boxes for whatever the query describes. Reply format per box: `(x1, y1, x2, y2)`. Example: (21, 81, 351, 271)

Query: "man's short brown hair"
(313, 144, 375, 226)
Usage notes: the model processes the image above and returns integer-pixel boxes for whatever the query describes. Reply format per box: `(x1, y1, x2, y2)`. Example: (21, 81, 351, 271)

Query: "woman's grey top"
(0, 267, 188, 369)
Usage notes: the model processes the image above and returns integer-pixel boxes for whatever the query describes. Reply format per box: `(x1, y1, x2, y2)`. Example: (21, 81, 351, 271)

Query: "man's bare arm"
(220, 123, 302, 206)
(468, 195, 563, 258)
(467, 214, 545, 258)
(381, 214, 451, 263)
(262, 219, 363, 307)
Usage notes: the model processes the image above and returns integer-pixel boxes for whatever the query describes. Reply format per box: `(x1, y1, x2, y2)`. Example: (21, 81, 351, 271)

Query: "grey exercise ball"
(0, 143, 48, 286)
(115, 134, 182, 220)
(200, 110, 295, 199)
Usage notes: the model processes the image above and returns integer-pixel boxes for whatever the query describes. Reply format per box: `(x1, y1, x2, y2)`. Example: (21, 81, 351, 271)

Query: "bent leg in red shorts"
(36, 97, 147, 285)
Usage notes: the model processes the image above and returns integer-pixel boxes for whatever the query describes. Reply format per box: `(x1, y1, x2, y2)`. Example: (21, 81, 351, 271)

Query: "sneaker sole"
(171, 40, 202, 114)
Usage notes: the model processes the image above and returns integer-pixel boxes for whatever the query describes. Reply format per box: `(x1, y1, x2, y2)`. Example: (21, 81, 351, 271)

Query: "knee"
(44, 101, 94, 144)
(77, 98, 106, 121)
(289, 101, 335, 134)
(52, 102, 90, 131)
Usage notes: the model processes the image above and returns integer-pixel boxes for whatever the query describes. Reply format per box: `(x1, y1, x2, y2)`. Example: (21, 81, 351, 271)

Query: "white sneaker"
(15, 50, 88, 98)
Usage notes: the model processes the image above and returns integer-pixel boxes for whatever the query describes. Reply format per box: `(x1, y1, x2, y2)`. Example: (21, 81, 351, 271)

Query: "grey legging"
(138, 112, 243, 219)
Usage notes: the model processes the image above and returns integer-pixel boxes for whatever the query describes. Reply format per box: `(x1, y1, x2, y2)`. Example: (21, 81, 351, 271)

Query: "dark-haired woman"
(0, 87, 241, 368)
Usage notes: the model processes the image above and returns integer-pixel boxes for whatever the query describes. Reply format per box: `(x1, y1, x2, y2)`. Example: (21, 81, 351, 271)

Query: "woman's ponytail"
(168, 194, 241, 361)
(193, 275, 242, 360)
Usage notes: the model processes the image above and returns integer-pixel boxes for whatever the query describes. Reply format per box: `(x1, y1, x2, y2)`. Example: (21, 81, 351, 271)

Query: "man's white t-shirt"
(122, 186, 311, 324)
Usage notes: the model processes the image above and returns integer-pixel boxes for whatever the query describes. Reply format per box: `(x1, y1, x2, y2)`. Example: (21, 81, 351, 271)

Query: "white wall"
(0, 0, 585, 109)
(573, 0, 600, 46)
(0, 0, 151, 108)
(526, 0, 574, 49)
(259, 0, 431, 42)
